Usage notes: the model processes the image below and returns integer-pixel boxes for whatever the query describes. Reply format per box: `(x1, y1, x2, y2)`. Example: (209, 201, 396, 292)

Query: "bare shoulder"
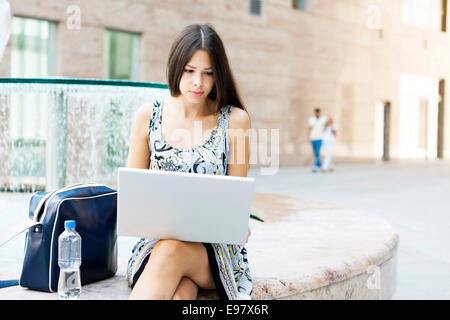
(228, 107, 250, 131)
(127, 102, 153, 168)
(134, 101, 154, 123)
(129, 101, 155, 142)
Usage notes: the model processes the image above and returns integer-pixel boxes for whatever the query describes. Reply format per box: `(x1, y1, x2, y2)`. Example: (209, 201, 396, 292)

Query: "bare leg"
(129, 240, 215, 300)
(172, 277, 198, 300)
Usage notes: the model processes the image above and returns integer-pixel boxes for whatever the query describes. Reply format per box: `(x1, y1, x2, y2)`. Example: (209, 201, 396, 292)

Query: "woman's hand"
(246, 227, 251, 243)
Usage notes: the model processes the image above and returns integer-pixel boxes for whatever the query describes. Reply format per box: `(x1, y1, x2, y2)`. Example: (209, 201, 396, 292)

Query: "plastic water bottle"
(58, 220, 82, 299)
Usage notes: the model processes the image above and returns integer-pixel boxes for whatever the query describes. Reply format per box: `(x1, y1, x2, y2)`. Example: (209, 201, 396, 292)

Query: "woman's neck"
(173, 96, 215, 119)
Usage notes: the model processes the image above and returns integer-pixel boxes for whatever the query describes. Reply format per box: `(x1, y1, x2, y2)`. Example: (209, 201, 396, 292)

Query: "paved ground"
(1, 159, 449, 299)
(249, 159, 450, 300)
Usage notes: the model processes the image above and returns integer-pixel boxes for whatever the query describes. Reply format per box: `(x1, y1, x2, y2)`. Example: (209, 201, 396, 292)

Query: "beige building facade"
(1, 0, 449, 167)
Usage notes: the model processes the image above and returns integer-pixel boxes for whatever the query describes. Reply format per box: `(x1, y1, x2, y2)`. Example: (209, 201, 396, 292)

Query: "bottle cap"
(64, 220, 76, 229)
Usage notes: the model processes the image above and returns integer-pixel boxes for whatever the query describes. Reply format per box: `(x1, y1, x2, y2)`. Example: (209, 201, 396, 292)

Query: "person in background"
(308, 108, 328, 172)
(322, 117, 338, 172)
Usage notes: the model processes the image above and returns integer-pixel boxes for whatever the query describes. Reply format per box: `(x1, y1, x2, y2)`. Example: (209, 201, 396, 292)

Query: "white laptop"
(117, 167, 254, 245)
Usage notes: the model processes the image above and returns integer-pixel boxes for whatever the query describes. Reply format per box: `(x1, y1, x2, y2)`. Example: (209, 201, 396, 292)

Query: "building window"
(402, 0, 442, 30)
(293, 0, 306, 11)
(442, 0, 448, 31)
(103, 30, 140, 172)
(9, 16, 56, 179)
(11, 16, 56, 77)
(250, 0, 262, 16)
(104, 29, 139, 80)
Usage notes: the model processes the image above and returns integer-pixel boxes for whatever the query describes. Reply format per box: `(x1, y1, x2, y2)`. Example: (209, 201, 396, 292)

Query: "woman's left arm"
(227, 107, 251, 177)
(226, 107, 251, 243)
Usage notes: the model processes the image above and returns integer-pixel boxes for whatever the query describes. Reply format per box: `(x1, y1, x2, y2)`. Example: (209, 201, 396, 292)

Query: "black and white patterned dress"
(126, 99, 252, 300)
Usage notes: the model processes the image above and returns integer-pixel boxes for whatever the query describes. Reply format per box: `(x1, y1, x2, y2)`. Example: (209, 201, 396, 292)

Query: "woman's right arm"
(126, 103, 153, 169)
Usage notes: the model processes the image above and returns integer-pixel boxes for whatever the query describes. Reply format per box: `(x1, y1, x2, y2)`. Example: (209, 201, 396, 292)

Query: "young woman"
(125, 24, 252, 300)
(322, 117, 338, 172)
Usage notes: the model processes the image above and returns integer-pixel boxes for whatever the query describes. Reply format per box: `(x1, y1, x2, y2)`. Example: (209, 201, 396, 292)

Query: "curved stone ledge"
(245, 193, 398, 300)
(0, 192, 398, 300)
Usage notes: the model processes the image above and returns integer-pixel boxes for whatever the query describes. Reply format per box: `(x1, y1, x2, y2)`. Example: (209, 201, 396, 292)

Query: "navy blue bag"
(1, 184, 118, 293)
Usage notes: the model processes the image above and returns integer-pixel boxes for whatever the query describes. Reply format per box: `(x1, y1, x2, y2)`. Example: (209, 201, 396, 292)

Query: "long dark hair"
(166, 24, 245, 113)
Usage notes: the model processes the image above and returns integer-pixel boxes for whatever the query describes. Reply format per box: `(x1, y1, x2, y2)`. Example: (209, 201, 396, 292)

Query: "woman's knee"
(148, 240, 215, 290)
(152, 239, 187, 261)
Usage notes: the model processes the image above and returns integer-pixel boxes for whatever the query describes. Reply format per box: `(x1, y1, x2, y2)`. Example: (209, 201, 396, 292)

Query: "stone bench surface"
(0, 192, 398, 300)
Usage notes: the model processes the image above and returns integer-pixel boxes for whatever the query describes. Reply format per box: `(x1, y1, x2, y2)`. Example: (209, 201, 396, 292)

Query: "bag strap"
(0, 219, 40, 289)
(0, 218, 40, 248)
(0, 184, 106, 247)
(0, 187, 58, 248)
(0, 280, 19, 288)
(0, 191, 49, 288)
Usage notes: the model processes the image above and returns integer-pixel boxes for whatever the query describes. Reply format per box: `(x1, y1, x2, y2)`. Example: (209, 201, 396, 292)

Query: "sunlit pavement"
(1, 159, 449, 299)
